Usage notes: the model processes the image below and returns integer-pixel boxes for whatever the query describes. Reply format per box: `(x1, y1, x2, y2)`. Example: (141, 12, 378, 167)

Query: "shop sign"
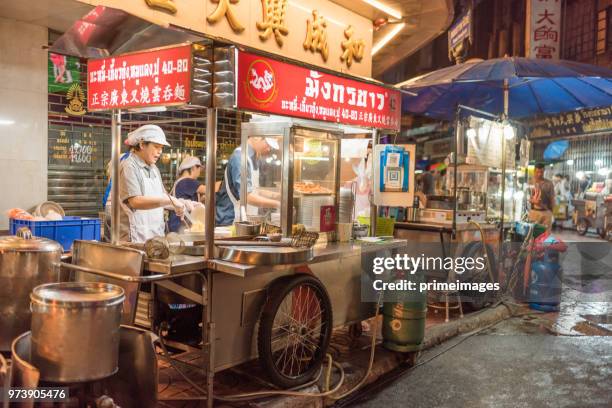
(526, 0, 561, 59)
(448, 9, 472, 50)
(236, 51, 401, 131)
(87, 45, 192, 111)
(525, 106, 612, 139)
(79, 0, 372, 77)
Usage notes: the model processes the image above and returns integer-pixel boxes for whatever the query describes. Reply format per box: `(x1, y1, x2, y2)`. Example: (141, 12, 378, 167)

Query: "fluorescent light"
(361, 0, 402, 20)
(372, 23, 405, 55)
(0, 119, 15, 125)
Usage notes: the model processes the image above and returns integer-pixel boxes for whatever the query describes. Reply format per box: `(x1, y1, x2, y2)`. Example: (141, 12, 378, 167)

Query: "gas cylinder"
(529, 252, 563, 312)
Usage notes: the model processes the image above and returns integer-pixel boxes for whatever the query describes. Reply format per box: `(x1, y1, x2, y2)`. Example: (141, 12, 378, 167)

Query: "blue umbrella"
(543, 140, 570, 160)
(399, 57, 612, 121)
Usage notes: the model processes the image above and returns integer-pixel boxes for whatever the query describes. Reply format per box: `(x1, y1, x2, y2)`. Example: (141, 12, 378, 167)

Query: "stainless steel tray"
(216, 245, 314, 266)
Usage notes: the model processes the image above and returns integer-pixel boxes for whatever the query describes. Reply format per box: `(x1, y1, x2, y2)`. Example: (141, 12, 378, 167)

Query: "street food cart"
(393, 115, 521, 311)
(5, 9, 405, 405)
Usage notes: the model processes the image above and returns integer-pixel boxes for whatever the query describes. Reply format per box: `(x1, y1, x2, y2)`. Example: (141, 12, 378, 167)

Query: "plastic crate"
(10, 216, 101, 251)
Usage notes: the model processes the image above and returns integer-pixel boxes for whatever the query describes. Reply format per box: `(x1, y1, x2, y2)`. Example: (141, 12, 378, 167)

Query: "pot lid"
(31, 282, 125, 307)
(0, 228, 62, 252)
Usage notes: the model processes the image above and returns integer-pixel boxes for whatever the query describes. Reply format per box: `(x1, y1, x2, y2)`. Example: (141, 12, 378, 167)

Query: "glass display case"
(293, 129, 340, 232)
(240, 119, 342, 235)
(445, 165, 488, 211)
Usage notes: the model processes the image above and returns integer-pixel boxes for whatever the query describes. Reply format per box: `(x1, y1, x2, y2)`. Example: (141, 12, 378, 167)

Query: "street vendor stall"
(5, 6, 406, 406)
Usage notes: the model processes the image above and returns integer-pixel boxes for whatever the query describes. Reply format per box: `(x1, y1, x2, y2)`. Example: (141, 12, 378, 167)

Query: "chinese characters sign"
(79, 0, 372, 76)
(526, 106, 612, 139)
(236, 51, 401, 131)
(87, 45, 192, 111)
(526, 0, 561, 59)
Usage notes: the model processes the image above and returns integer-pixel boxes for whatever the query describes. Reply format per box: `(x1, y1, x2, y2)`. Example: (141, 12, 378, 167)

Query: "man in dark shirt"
(529, 163, 555, 231)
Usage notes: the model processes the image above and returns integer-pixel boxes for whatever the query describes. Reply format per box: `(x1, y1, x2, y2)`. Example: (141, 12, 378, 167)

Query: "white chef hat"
(125, 124, 170, 147)
(265, 137, 280, 150)
(178, 156, 202, 173)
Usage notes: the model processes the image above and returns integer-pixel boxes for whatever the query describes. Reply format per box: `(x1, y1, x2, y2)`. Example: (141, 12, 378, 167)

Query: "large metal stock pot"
(30, 282, 125, 382)
(0, 227, 62, 351)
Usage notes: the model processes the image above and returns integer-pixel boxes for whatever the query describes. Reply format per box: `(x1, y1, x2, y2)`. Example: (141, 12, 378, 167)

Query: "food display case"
(240, 119, 342, 235)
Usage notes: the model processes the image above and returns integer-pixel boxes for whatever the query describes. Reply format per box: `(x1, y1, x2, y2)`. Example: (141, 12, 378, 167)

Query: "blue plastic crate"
(10, 216, 101, 252)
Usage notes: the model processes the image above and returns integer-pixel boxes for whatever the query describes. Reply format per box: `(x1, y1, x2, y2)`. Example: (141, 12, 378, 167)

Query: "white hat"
(126, 124, 170, 147)
(178, 156, 202, 173)
(265, 137, 280, 150)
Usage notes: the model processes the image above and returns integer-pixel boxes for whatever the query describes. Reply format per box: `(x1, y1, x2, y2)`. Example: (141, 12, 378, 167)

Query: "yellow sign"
(81, 0, 373, 77)
(65, 83, 86, 116)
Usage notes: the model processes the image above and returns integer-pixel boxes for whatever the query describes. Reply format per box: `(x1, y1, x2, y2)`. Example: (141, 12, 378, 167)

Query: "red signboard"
(87, 45, 192, 111)
(237, 51, 401, 131)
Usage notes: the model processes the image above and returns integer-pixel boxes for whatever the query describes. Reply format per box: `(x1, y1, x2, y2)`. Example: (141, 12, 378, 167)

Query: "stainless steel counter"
(210, 239, 407, 277)
(143, 239, 408, 278)
(395, 221, 500, 232)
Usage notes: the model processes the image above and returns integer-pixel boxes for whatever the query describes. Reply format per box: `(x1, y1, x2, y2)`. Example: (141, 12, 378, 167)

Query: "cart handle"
(55, 262, 200, 283)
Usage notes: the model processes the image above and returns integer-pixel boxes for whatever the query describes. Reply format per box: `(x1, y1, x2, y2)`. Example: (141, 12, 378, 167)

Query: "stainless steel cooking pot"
(30, 282, 125, 383)
(0, 227, 62, 351)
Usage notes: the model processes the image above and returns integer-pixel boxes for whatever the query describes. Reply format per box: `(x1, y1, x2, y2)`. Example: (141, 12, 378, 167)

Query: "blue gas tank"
(529, 255, 562, 312)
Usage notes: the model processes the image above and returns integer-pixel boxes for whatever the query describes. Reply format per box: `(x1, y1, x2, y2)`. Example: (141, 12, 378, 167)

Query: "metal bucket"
(0, 228, 63, 351)
(30, 282, 125, 383)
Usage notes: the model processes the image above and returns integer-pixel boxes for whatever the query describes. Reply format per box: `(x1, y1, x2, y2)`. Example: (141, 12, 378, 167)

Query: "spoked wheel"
(258, 275, 333, 388)
(576, 218, 589, 235)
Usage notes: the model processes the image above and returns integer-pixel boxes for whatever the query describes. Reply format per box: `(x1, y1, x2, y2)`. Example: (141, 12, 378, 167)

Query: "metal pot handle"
(16, 227, 32, 240)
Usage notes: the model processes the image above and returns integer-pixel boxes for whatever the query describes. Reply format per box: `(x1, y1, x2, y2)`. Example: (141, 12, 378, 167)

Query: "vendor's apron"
(225, 150, 258, 222)
(120, 167, 166, 243)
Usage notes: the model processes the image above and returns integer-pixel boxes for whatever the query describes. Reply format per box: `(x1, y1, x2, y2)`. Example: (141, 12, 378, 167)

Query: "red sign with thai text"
(237, 51, 401, 131)
(87, 45, 192, 111)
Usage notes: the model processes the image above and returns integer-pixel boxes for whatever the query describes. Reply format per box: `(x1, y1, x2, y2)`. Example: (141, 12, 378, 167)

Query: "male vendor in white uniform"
(119, 124, 189, 242)
(216, 136, 280, 225)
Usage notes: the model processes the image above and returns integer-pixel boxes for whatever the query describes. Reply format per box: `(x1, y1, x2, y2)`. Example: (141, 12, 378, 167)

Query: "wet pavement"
(351, 321, 611, 408)
(350, 230, 612, 408)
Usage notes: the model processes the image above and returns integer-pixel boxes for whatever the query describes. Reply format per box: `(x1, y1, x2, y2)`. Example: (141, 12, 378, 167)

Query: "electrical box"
(373, 144, 415, 206)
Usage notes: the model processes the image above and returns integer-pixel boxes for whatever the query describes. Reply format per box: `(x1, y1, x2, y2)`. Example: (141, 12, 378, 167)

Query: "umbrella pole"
(499, 79, 509, 264)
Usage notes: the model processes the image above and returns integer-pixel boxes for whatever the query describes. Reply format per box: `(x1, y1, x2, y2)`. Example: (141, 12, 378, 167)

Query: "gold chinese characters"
(303, 10, 329, 61)
(341, 25, 365, 68)
(144, 0, 177, 14)
(208, 0, 245, 33)
(257, 0, 289, 46)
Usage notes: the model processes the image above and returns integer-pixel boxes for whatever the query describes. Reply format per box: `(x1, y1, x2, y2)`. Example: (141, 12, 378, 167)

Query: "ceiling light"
(372, 23, 405, 55)
(361, 0, 402, 20)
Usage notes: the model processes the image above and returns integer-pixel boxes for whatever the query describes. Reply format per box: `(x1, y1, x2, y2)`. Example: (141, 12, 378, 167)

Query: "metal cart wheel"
(257, 274, 333, 388)
(576, 218, 590, 235)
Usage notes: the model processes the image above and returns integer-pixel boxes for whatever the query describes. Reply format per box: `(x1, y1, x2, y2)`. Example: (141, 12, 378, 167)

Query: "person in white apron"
(215, 136, 281, 226)
(118, 124, 189, 243)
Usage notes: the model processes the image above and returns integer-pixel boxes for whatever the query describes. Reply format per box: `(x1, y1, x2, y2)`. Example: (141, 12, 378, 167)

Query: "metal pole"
(111, 109, 122, 245)
(370, 129, 377, 236)
(500, 79, 509, 246)
(205, 108, 217, 259)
